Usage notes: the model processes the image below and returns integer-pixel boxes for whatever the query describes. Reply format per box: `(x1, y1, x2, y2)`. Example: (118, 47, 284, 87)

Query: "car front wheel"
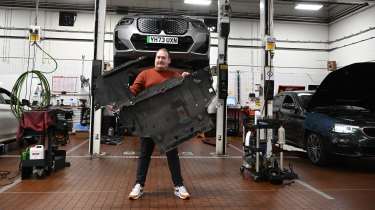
(306, 133, 328, 165)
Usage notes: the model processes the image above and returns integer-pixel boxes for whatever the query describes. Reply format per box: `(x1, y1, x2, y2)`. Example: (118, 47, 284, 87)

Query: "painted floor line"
(66, 139, 88, 154)
(229, 143, 332, 200)
(0, 155, 19, 158)
(0, 187, 349, 195)
(295, 180, 335, 200)
(3, 153, 300, 159)
(228, 143, 244, 153)
(228, 143, 301, 159)
(1, 190, 117, 194)
(1, 139, 88, 157)
(67, 155, 243, 159)
(0, 178, 21, 193)
(0, 139, 88, 193)
(324, 188, 375, 192)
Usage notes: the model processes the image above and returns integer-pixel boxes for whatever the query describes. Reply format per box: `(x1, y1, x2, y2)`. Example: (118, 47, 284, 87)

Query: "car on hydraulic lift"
(273, 62, 375, 165)
(0, 87, 18, 144)
(113, 14, 210, 70)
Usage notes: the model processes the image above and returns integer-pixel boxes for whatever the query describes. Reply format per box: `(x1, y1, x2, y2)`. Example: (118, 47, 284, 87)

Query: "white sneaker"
(174, 185, 190, 199)
(128, 183, 144, 200)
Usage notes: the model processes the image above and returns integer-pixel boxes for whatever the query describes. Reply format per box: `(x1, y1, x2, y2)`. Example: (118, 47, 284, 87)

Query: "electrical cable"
(25, 42, 32, 99)
(2, 10, 9, 63)
(34, 42, 58, 74)
(32, 43, 36, 70)
(0, 160, 20, 187)
(0, 157, 21, 181)
(7, 10, 13, 63)
(0, 180, 14, 187)
(87, 83, 92, 107)
(28, 64, 34, 103)
(10, 41, 58, 118)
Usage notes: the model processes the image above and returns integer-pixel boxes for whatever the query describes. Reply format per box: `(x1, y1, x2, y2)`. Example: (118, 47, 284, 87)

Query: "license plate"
(146, 36, 178, 44)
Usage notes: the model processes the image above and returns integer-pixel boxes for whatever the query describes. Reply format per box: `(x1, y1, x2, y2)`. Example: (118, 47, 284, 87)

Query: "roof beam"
(277, 0, 373, 6)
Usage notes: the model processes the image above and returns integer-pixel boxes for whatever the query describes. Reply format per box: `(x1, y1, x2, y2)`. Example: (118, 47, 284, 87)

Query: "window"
(52, 76, 79, 93)
(283, 95, 294, 104)
(0, 88, 11, 104)
(226, 96, 237, 107)
(0, 94, 5, 104)
(282, 95, 296, 110)
(298, 93, 313, 109)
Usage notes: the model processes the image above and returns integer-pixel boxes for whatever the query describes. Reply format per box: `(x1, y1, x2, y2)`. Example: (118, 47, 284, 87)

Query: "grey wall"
(329, 5, 375, 67)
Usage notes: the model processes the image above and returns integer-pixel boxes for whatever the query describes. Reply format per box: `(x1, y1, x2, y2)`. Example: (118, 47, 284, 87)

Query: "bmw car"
(273, 62, 375, 165)
(113, 14, 210, 70)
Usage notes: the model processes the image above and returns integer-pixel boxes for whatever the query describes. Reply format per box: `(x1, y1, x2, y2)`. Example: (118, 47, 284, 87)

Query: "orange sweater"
(129, 68, 182, 96)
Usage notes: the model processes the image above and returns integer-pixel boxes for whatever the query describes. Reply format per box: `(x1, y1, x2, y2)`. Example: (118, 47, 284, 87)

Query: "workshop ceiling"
(0, 0, 374, 23)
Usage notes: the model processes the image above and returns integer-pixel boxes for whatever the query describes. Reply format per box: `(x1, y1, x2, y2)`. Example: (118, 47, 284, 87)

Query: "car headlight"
(191, 20, 206, 30)
(332, 124, 359, 133)
(117, 18, 134, 26)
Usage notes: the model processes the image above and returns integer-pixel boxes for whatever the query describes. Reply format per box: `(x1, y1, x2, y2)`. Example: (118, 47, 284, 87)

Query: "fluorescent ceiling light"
(295, 3, 323, 11)
(184, 0, 211, 6)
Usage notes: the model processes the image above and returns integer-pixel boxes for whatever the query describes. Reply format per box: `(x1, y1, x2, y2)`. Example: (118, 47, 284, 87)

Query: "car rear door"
(279, 94, 304, 146)
(290, 95, 306, 146)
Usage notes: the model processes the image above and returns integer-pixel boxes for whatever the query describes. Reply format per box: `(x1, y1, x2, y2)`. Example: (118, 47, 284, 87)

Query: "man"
(128, 48, 190, 200)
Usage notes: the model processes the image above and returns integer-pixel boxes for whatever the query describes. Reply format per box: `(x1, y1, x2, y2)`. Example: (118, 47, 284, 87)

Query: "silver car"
(113, 14, 210, 70)
(0, 87, 18, 143)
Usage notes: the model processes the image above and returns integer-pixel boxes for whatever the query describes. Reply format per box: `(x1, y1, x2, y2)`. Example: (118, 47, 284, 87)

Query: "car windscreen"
(298, 93, 313, 109)
(0, 94, 4, 104)
(0, 88, 12, 104)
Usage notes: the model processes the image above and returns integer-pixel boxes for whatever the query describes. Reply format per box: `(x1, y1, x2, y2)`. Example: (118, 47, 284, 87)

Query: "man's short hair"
(158, 48, 170, 57)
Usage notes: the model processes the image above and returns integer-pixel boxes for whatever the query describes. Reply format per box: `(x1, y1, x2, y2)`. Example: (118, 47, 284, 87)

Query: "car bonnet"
(307, 62, 375, 112)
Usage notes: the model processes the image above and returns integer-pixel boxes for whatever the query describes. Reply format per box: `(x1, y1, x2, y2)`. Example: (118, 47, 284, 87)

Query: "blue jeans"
(136, 137, 183, 187)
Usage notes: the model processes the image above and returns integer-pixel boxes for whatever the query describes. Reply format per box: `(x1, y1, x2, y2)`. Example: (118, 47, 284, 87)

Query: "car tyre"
(306, 133, 328, 165)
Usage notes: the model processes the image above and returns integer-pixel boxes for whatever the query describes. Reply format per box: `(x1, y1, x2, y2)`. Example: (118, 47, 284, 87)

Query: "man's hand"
(181, 72, 191, 78)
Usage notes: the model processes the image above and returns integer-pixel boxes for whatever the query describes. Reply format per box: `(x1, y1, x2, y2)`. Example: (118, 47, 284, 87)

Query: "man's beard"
(156, 64, 168, 71)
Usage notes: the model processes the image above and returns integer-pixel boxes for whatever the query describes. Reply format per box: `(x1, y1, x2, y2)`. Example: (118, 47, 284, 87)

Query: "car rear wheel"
(306, 133, 328, 165)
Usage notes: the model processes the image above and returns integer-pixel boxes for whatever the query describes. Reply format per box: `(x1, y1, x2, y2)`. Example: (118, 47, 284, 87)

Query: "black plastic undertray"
(94, 58, 215, 152)
(121, 69, 215, 152)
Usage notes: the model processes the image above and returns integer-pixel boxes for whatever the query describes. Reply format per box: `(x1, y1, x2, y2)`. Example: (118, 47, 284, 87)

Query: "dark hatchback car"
(273, 62, 375, 165)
